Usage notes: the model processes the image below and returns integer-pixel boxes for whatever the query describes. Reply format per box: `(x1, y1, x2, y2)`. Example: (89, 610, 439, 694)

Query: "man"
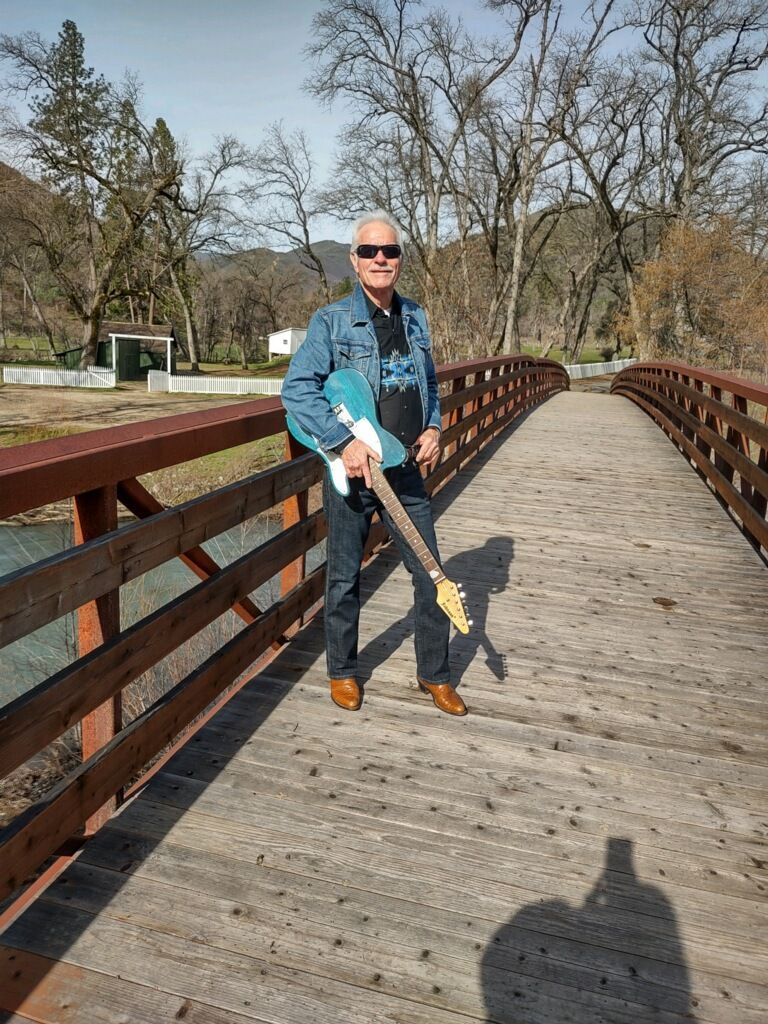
(281, 210, 466, 716)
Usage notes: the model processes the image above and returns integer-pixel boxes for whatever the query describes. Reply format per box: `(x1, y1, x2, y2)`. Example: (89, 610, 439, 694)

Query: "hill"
(201, 239, 351, 291)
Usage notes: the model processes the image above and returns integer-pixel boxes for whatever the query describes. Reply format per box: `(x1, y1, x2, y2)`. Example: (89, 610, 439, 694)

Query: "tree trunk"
(0, 270, 6, 343)
(623, 266, 647, 354)
(19, 269, 55, 354)
(538, 329, 559, 359)
(613, 238, 648, 355)
(169, 263, 201, 372)
(79, 311, 102, 367)
(571, 276, 600, 363)
(502, 197, 531, 354)
(148, 223, 160, 325)
(126, 272, 136, 323)
(224, 325, 236, 363)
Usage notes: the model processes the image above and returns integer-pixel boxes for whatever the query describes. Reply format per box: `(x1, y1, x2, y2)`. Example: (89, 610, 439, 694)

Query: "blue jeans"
(323, 461, 451, 684)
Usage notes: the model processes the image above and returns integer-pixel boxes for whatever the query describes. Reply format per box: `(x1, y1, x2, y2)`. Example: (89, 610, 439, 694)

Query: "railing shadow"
(482, 837, 700, 1023)
(0, 406, 537, 1018)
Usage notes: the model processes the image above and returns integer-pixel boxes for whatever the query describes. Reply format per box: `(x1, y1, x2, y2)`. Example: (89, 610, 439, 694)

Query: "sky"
(0, 0, 520, 241)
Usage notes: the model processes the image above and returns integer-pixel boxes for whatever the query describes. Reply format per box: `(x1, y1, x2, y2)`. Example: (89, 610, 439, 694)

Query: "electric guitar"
(285, 368, 470, 634)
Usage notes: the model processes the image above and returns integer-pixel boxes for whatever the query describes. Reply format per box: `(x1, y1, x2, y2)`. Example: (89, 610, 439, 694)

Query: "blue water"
(0, 517, 323, 709)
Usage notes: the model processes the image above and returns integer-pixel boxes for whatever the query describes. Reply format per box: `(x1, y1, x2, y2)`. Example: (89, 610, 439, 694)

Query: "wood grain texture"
(2, 390, 766, 1024)
(0, 514, 325, 781)
(0, 455, 321, 650)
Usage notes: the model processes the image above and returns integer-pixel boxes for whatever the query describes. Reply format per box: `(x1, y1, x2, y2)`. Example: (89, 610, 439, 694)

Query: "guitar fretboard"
(368, 460, 445, 583)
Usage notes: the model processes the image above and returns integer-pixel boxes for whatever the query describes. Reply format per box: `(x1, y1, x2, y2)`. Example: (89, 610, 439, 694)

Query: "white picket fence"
(144, 359, 635, 397)
(0, 365, 116, 388)
(148, 370, 283, 396)
(562, 357, 636, 379)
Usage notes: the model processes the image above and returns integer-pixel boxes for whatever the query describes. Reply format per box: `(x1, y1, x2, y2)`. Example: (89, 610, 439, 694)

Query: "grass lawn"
(1, 335, 51, 350)
(520, 345, 634, 364)
(139, 434, 287, 505)
(175, 356, 291, 376)
(0, 425, 87, 448)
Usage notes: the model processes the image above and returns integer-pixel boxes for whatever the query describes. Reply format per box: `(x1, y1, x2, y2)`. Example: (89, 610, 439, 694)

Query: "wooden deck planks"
(1, 390, 767, 1023)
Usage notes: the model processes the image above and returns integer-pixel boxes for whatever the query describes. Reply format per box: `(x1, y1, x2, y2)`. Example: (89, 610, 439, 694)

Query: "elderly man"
(281, 210, 466, 716)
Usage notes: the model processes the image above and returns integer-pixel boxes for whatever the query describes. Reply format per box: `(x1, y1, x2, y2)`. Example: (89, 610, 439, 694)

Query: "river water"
(0, 517, 321, 710)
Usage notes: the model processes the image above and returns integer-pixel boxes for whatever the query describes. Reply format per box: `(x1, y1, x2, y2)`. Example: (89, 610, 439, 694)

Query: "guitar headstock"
(435, 578, 471, 635)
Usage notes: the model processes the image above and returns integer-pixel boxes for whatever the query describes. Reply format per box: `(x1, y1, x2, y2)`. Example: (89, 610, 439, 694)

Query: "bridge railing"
(0, 355, 567, 905)
(611, 361, 768, 556)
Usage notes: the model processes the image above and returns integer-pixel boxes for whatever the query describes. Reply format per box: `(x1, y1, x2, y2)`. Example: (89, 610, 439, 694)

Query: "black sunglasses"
(353, 243, 402, 259)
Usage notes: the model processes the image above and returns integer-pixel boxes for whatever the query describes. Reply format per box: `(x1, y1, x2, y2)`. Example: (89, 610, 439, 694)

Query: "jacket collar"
(350, 282, 370, 325)
(350, 281, 404, 325)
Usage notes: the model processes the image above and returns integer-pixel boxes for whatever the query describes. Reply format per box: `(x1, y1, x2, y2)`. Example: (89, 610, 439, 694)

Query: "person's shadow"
(482, 837, 700, 1022)
(356, 535, 515, 688)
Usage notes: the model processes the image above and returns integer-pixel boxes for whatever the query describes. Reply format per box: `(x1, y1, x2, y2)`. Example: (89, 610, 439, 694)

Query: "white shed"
(268, 327, 307, 359)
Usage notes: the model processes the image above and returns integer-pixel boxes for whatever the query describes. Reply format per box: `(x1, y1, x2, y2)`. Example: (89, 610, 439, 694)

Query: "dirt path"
(0, 381, 258, 431)
(0, 383, 284, 524)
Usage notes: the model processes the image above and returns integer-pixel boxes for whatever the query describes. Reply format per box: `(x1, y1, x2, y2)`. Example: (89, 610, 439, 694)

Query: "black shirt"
(367, 294, 423, 447)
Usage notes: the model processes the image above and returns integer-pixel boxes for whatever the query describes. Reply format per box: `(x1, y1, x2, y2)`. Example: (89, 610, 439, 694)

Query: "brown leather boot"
(329, 677, 362, 711)
(417, 678, 468, 716)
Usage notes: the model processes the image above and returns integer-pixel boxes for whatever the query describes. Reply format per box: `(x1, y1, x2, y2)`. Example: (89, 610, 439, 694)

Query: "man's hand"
(415, 427, 441, 469)
(340, 438, 381, 488)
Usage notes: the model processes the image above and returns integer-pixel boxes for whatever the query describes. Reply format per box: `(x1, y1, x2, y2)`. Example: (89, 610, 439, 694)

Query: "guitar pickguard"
(285, 368, 471, 633)
(331, 403, 384, 460)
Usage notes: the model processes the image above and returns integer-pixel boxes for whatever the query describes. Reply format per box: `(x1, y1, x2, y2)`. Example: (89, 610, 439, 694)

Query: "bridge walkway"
(1, 389, 767, 1024)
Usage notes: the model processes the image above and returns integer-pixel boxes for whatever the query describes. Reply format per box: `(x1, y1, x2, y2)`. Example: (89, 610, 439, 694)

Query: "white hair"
(351, 210, 403, 250)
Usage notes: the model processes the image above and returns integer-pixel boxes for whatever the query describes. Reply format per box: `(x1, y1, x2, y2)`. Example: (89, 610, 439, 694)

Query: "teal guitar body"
(285, 368, 406, 496)
(285, 368, 471, 634)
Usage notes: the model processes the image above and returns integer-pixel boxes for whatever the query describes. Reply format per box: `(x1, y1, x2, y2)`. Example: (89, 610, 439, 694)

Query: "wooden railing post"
(73, 484, 121, 834)
(280, 433, 309, 635)
(447, 375, 466, 464)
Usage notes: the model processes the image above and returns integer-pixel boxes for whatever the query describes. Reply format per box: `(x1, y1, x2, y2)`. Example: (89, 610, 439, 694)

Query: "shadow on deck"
(1, 391, 767, 1023)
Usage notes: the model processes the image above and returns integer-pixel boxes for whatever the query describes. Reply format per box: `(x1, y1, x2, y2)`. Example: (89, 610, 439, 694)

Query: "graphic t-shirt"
(368, 296, 423, 447)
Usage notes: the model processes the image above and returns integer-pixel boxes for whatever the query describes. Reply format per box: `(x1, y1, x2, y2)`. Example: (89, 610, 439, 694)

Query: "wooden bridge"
(0, 359, 766, 1023)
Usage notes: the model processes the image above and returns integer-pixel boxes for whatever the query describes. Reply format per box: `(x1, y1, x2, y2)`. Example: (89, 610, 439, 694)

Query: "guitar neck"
(368, 460, 445, 583)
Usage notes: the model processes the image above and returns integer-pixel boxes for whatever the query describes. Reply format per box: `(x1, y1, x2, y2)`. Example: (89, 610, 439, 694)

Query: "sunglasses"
(353, 244, 402, 259)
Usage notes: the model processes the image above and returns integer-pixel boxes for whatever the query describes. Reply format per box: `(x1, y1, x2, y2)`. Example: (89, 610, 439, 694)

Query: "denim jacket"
(281, 282, 442, 452)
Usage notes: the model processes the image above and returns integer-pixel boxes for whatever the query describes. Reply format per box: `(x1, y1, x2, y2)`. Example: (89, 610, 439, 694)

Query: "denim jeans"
(323, 460, 451, 684)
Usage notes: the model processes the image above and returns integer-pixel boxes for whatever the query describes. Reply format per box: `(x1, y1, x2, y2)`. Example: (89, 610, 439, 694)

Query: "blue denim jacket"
(281, 282, 442, 452)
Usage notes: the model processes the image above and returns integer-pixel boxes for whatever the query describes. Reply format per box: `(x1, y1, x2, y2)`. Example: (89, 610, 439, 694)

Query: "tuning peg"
(459, 590, 466, 599)
(467, 619, 474, 626)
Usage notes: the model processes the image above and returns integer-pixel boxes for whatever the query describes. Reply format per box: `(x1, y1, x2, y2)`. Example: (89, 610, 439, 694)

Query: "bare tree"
(535, 197, 619, 360)
(732, 156, 768, 259)
(557, 52, 663, 348)
(624, 0, 768, 352)
(0, 169, 57, 350)
(633, 0, 768, 224)
(152, 125, 247, 371)
(243, 122, 332, 304)
(233, 253, 308, 335)
(306, 0, 545, 321)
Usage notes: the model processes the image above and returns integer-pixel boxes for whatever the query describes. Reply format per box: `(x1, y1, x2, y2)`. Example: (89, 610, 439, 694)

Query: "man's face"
(350, 221, 402, 296)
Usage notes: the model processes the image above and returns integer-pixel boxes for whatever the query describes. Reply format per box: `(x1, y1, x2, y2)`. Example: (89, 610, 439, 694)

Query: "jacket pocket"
(335, 339, 372, 364)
